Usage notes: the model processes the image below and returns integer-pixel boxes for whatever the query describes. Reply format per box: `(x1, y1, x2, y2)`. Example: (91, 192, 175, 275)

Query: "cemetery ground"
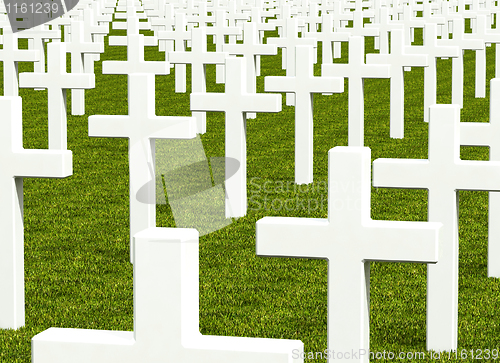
(1, 20, 499, 362)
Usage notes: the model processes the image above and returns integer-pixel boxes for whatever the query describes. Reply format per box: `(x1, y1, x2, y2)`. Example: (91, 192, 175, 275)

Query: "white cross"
(329, 0, 354, 31)
(31, 227, 304, 363)
(186, 1, 215, 27)
(0, 97, 71, 329)
(169, 27, 227, 134)
(460, 78, 500, 278)
(250, 4, 277, 76)
(158, 12, 191, 93)
(265, 45, 344, 185)
(266, 4, 295, 69)
(401, 3, 426, 45)
(437, 17, 483, 108)
(421, 0, 446, 31)
(108, 15, 157, 47)
(344, 0, 380, 39)
(224, 21, 277, 118)
(472, 13, 500, 78)
(257, 146, 442, 363)
(89, 74, 196, 263)
(205, 10, 242, 84)
(0, 28, 39, 96)
(150, 3, 175, 52)
(419, 23, 459, 122)
(267, 17, 316, 106)
(466, 14, 491, 98)
(373, 104, 500, 352)
(366, 29, 428, 139)
(322, 36, 390, 146)
(102, 27, 169, 76)
(364, 6, 404, 55)
(226, 0, 250, 36)
(65, 19, 104, 116)
(306, 13, 350, 66)
(81, 8, 108, 79)
(191, 57, 281, 218)
(16, 25, 61, 87)
(19, 42, 94, 150)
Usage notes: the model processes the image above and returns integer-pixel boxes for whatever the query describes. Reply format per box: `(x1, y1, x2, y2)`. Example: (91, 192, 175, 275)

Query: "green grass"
(0, 17, 499, 363)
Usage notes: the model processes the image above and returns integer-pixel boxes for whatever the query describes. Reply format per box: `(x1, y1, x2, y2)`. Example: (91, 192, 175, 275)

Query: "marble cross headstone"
(365, 6, 404, 55)
(265, 45, 344, 185)
(419, 23, 460, 122)
(460, 78, 500, 278)
(158, 12, 191, 93)
(366, 29, 428, 139)
(223, 21, 278, 119)
(322, 36, 390, 146)
(466, 14, 493, 98)
(205, 10, 242, 84)
(66, 19, 104, 115)
(373, 104, 500, 351)
(267, 17, 316, 106)
(31, 227, 304, 362)
(89, 74, 197, 264)
(102, 26, 169, 76)
(191, 57, 281, 218)
(306, 13, 350, 66)
(438, 17, 484, 108)
(257, 146, 442, 363)
(169, 27, 227, 134)
(19, 42, 95, 150)
(0, 28, 39, 97)
(16, 24, 61, 90)
(0, 97, 72, 329)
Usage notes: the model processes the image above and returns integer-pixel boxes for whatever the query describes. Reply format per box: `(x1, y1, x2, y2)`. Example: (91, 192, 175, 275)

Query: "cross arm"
(89, 115, 130, 138)
(106, 36, 155, 47)
(61, 74, 95, 90)
(310, 77, 344, 94)
(372, 158, 430, 189)
(146, 116, 197, 139)
(361, 64, 391, 79)
(223, 43, 278, 56)
(266, 37, 285, 47)
(362, 219, 442, 263)
(366, 52, 428, 68)
(18, 72, 47, 89)
(242, 93, 282, 113)
(461, 35, 486, 50)
(460, 122, 491, 146)
(13, 50, 39, 62)
(13, 149, 72, 178)
(455, 160, 500, 191)
(264, 76, 297, 93)
(256, 217, 331, 259)
(168, 51, 195, 64)
(65, 43, 104, 54)
(103, 59, 169, 75)
(365, 54, 391, 66)
(434, 45, 460, 58)
(321, 63, 349, 77)
(190, 93, 228, 112)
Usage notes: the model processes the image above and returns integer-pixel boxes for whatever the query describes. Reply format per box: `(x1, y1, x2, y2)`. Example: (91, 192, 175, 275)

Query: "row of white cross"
(1, 0, 500, 362)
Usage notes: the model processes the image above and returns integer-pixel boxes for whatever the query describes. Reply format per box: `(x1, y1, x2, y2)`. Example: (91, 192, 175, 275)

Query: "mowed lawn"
(0, 13, 499, 362)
